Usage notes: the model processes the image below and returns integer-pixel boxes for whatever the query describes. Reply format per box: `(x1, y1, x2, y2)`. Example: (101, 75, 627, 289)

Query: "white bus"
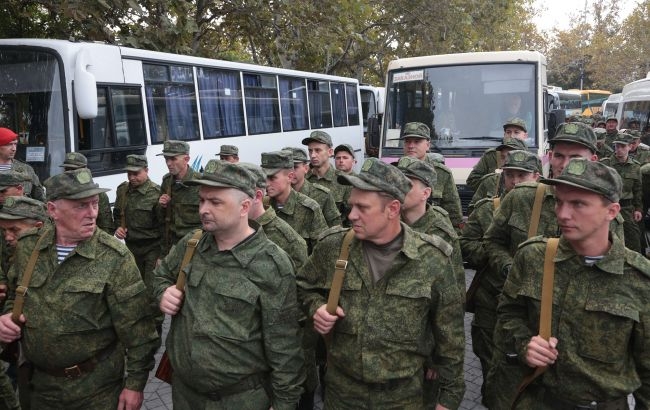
(601, 92, 621, 119)
(617, 74, 650, 132)
(378, 51, 551, 208)
(0, 39, 364, 202)
(548, 87, 582, 117)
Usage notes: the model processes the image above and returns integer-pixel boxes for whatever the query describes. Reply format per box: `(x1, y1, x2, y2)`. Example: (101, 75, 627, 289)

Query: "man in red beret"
(0, 128, 44, 201)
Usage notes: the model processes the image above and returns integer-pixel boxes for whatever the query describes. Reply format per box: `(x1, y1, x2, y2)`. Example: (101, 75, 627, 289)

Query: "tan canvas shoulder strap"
(175, 229, 203, 291)
(527, 183, 547, 239)
(326, 229, 355, 315)
(511, 237, 560, 409)
(12, 233, 48, 324)
(493, 196, 501, 211)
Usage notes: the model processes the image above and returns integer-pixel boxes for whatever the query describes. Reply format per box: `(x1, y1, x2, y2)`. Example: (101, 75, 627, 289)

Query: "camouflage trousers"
(324, 364, 424, 410)
(620, 206, 642, 253)
(0, 361, 18, 410)
(171, 373, 271, 410)
(484, 355, 530, 410)
(471, 305, 498, 403)
(126, 240, 163, 327)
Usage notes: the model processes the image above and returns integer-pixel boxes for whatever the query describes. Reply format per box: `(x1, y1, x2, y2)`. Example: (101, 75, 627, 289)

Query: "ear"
(386, 199, 402, 219)
(606, 201, 620, 221)
(240, 197, 252, 217)
(422, 186, 432, 201)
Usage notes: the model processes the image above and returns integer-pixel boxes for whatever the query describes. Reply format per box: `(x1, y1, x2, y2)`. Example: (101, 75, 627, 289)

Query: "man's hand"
(313, 304, 345, 335)
(115, 227, 128, 240)
(159, 194, 171, 208)
(0, 313, 24, 343)
(524, 335, 558, 368)
(160, 286, 184, 315)
(117, 388, 143, 410)
(0, 284, 7, 302)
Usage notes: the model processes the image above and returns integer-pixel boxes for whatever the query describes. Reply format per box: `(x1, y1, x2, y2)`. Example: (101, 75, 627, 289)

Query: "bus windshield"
(0, 48, 65, 180)
(382, 62, 537, 157)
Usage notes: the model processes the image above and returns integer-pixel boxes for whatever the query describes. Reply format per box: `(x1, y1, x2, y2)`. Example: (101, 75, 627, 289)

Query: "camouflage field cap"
(238, 162, 267, 189)
(218, 145, 239, 156)
(501, 150, 542, 174)
(427, 152, 445, 164)
(0, 171, 30, 191)
(623, 129, 642, 139)
(541, 158, 622, 203)
(400, 122, 431, 140)
(334, 144, 355, 158)
(397, 156, 437, 188)
(496, 136, 528, 151)
(184, 160, 255, 197)
(337, 158, 412, 202)
(595, 119, 607, 127)
(550, 122, 597, 153)
(44, 169, 110, 201)
(124, 154, 148, 172)
(593, 127, 607, 139)
(282, 147, 309, 163)
(260, 151, 294, 175)
(503, 117, 527, 132)
(156, 140, 190, 157)
(613, 132, 634, 145)
(302, 130, 333, 147)
(59, 152, 88, 169)
(0, 196, 48, 222)
(606, 116, 618, 122)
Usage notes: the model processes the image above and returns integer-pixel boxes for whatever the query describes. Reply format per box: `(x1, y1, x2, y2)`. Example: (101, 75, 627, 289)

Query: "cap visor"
(539, 177, 603, 197)
(123, 166, 144, 172)
(0, 212, 26, 220)
(337, 174, 382, 191)
(185, 179, 237, 189)
(260, 167, 283, 176)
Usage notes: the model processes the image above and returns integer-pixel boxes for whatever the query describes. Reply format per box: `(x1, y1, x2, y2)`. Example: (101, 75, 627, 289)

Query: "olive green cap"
(623, 129, 642, 140)
(427, 153, 445, 164)
(184, 160, 255, 197)
(0, 171, 30, 191)
(302, 130, 333, 147)
(503, 117, 527, 132)
(612, 132, 634, 145)
(400, 122, 431, 140)
(283, 147, 309, 163)
(550, 122, 597, 153)
(218, 145, 239, 156)
(501, 150, 542, 174)
(541, 158, 622, 203)
(156, 140, 190, 157)
(44, 169, 110, 201)
(397, 156, 437, 188)
(238, 162, 267, 189)
(496, 136, 528, 151)
(0, 196, 48, 222)
(334, 144, 355, 158)
(606, 116, 618, 122)
(260, 151, 294, 176)
(59, 152, 88, 170)
(337, 158, 412, 202)
(594, 127, 607, 139)
(124, 154, 148, 172)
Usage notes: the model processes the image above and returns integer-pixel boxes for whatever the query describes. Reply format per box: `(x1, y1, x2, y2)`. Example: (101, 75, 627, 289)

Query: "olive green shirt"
(306, 165, 352, 214)
(159, 167, 202, 255)
(114, 178, 162, 245)
(270, 189, 328, 253)
(600, 156, 643, 211)
(256, 206, 308, 270)
(297, 180, 341, 227)
(466, 148, 498, 192)
(8, 159, 44, 202)
(96, 191, 114, 234)
(423, 157, 463, 230)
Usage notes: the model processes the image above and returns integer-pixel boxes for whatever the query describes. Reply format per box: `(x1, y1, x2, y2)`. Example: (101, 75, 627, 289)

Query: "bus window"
(308, 80, 332, 128)
(278, 76, 308, 132)
(346, 83, 360, 126)
(331, 82, 347, 127)
(197, 67, 245, 138)
(144, 63, 199, 143)
(243, 73, 280, 135)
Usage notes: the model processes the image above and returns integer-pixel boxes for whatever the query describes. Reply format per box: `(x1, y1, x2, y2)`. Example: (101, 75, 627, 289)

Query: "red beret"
(0, 128, 17, 146)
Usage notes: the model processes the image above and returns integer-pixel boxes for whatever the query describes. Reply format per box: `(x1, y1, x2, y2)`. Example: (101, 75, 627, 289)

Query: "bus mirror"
(547, 109, 565, 139)
(74, 50, 98, 119)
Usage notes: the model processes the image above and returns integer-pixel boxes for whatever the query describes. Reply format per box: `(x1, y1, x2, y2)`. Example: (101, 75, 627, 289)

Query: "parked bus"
(548, 87, 582, 117)
(378, 50, 552, 210)
(359, 84, 385, 156)
(601, 93, 621, 118)
(0, 39, 364, 202)
(568, 89, 611, 116)
(617, 74, 650, 132)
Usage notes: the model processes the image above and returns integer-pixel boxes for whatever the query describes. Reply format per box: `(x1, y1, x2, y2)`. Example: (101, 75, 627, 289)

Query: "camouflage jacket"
(631, 147, 650, 165)
(467, 172, 501, 215)
(466, 148, 498, 192)
(4, 225, 158, 391)
(306, 165, 352, 210)
(495, 234, 650, 406)
(600, 156, 643, 210)
(298, 180, 341, 227)
(270, 189, 328, 253)
(159, 168, 202, 254)
(9, 159, 44, 201)
(96, 191, 114, 234)
(596, 143, 614, 161)
(423, 157, 463, 230)
(113, 178, 162, 245)
(256, 206, 308, 270)
(461, 197, 495, 270)
(484, 182, 625, 277)
(153, 225, 305, 410)
(296, 224, 465, 409)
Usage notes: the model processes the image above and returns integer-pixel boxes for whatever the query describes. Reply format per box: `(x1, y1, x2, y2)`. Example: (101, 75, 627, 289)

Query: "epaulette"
(432, 161, 453, 175)
(97, 231, 129, 256)
(116, 181, 129, 190)
(429, 204, 449, 217)
(625, 248, 650, 279)
(478, 172, 498, 184)
(415, 231, 453, 257)
(299, 194, 321, 212)
(266, 245, 294, 277)
(517, 234, 547, 250)
(316, 225, 349, 242)
(512, 181, 539, 190)
(473, 196, 495, 210)
(312, 183, 332, 194)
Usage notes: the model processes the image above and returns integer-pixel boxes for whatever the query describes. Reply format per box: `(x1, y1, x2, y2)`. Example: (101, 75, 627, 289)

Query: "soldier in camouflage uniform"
(594, 127, 614, 160)
(466, 117, 529, 192)
(399, 122, 463, 231)
(113, 155, 163, 331)
(600, 132, 644, 252)
(285, 146, 341, 227)
(334, 144, 357, 174)
(604, 115, 619, 147)
(626, 130, 650, 164)
(467, 137, 528, 214)
(59, 152, 114, 234)
(217, 144, 239, 163)
(460, 150, 541, 406)
(494, 159, 650, 409)
(0, 128, 44, 202)
(0, 171, 30, 205)
(157, 140, 202, 257)
(261, 150, 328, 253)
(154, 160, 305, 409)
(303, 131, 352, 218)
(0, 168, 158, 410)
(297, 158, 465, 410)
(483, 122, 626, 409)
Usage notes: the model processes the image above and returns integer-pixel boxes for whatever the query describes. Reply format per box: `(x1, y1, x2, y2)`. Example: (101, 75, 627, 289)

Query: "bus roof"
(386, 50, 546, 70)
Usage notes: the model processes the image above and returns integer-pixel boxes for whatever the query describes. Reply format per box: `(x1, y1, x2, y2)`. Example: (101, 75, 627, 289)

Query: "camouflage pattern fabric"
(423, 158, 463, 230)
(306, 166, 352, 215)
(8, 160, 44, 202)
(467, 173, 500, 215)
(466, 148, 498, 192)
(96, 191, 114, 234)
(255, 206, 308, 270)
(159, 167, 202, 255)
(298, 180, 341, 227)
(270, 189, 327, 253)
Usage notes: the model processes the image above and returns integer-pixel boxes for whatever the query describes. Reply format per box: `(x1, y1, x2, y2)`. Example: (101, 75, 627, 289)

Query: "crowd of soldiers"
(0, 111, 645, 410)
